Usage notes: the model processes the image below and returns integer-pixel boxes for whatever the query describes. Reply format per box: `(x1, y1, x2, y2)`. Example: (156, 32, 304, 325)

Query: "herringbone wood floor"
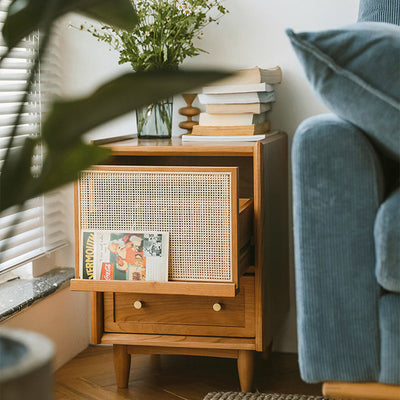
(54, 345, 322, 400)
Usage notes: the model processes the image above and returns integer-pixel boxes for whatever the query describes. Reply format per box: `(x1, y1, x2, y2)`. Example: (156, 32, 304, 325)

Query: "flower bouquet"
(78, 0, 228, 138)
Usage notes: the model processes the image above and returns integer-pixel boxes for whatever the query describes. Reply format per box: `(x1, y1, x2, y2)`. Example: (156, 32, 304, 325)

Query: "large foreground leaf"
(35, 141, 111, 196)
(0, 137, 37, 211)
(77, 1, 138, 30)
(0, 139, 110, 212)
(42, 70, 229, 150)
(0, 70, 229, 212)
(2, 0, 137, 49)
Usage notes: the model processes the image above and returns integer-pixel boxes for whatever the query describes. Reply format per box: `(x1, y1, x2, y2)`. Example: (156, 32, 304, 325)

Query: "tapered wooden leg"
(113, 344, 131, 388)
(237, 350, 254, 392)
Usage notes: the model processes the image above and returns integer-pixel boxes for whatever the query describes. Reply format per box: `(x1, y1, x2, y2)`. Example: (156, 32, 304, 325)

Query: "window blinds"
(0, 1, 68, 273)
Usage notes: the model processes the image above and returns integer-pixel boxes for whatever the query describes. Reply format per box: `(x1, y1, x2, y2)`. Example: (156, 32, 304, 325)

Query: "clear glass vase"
(136, 98, 173, 139)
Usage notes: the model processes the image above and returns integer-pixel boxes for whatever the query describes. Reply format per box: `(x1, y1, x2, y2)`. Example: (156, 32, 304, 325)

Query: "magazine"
(80, 230, 169, 281)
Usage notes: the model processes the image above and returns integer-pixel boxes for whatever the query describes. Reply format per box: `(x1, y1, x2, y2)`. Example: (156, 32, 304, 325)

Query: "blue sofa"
(291, 0, 400, 387)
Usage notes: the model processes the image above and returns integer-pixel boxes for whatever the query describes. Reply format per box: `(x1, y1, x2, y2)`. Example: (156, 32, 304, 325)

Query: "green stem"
(154, 103, 159, 134)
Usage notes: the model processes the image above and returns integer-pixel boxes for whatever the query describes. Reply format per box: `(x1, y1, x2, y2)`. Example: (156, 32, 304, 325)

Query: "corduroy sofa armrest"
(292, 113, 384, 383)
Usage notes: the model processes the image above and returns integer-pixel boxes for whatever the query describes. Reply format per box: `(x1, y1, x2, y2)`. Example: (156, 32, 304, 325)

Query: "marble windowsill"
(0, 268, 75, 322)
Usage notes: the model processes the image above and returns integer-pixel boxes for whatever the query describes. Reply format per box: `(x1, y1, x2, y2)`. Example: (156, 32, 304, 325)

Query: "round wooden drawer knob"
(213, 303, 222, 312)
(133, 300, 143, 310)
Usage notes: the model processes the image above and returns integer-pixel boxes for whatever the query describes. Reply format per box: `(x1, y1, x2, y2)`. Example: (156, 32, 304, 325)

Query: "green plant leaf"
(34, 142, 111, 196)
(0, 137, 37, 212)
(77, 1, 138, 31)
(42, 70, 229, 150)
(2, 0, 137, 49)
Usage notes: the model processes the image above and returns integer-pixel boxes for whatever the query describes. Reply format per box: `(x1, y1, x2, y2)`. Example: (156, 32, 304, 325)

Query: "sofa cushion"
(286, 22, 400, 161)
(358, 0, 400, 25)
(375, 187, 400, 293)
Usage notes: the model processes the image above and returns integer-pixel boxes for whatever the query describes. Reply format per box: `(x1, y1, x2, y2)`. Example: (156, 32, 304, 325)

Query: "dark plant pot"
(136, 97, 173, 139)
(0, 328, 54, 400)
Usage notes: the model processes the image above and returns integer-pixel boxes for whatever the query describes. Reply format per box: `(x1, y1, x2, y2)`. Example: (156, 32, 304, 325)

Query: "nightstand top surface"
(105, 133, 284, 157)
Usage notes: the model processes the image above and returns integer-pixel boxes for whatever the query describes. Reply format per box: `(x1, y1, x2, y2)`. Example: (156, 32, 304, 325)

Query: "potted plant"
(77, 0, 229, 138)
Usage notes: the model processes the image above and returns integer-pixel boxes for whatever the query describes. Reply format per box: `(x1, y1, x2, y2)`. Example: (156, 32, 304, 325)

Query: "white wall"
(2, 287, 90, 370)
(59, 0, 360, 353)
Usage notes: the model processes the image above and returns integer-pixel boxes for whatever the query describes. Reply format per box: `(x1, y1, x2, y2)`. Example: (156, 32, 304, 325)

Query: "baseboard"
(323, 381, 400, 400)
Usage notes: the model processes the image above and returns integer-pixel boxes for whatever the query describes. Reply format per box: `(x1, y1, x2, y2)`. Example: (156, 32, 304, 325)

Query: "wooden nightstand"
(71, 133, 289, 392)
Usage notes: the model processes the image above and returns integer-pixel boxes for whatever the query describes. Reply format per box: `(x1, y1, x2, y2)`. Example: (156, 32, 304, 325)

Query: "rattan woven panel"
(78, 169, 233, 282)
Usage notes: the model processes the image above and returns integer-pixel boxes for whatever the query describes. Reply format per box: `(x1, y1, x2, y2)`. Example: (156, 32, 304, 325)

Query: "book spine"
(199, 111, 269, 126)
(199, 113, 254, 126)
(181, 134, 268, 142)
(205, 103, 271, 114)
(202, 83, 274, 94)
(198, 92, 275, 105)
(192, 126, 255, 136)
(192, 120, 270, 136)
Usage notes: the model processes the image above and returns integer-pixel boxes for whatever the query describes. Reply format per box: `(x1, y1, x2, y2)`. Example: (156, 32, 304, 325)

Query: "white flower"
(145, 31, 150, 36)
(163, 45, 168, 62)
(183, 8, 191, 15)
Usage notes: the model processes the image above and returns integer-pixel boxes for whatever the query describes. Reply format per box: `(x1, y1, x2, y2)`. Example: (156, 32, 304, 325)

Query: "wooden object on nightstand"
(70, 134, 289, 392)
(178, 93, 200, 133)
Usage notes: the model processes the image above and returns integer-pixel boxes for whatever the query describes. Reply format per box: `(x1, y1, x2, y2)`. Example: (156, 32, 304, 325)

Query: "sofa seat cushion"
(286, 22, 400, 161)
(375, 187, 400, 293)
(379, 293, 400, 384)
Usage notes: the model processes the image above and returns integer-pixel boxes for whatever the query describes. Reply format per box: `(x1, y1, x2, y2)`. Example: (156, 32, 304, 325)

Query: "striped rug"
(204, 393, 336, 400)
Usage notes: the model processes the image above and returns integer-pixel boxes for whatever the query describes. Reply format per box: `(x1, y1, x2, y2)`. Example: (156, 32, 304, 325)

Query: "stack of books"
(182, 66, 281, 142)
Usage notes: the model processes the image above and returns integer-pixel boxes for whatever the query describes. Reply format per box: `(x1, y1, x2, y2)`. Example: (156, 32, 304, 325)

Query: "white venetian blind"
(0, 1, 68, 273)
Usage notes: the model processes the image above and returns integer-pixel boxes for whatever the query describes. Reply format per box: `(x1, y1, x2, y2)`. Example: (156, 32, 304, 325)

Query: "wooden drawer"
(104, 275, 255, 337)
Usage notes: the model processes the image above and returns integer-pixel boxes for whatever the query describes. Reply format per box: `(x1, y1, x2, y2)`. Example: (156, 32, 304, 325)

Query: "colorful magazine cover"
(80, 230, 169, 281)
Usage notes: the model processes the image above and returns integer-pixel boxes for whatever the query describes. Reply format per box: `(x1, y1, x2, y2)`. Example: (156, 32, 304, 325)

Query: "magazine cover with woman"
(80, 230, 169, 281)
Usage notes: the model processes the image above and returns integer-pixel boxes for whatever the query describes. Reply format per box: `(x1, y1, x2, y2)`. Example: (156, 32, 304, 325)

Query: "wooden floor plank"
(55, 345, 322, 399)
(56, 378, 128, 400)
(101, 382, 186, 400)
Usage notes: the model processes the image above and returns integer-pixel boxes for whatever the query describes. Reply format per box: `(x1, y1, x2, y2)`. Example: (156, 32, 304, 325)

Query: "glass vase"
(136, 98, 173, 139)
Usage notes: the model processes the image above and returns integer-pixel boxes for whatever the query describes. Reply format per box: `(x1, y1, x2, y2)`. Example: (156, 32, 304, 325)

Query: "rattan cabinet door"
(76, 165, 240, 288)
